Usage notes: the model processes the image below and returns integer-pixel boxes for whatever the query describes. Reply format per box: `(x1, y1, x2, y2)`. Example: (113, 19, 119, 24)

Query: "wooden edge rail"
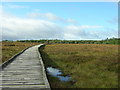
(0, 45, 36, 70)
(38, 44, 51, 89)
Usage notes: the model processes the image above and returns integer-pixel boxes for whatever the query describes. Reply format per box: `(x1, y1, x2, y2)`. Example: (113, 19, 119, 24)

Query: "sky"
(1, 2, 118, 40)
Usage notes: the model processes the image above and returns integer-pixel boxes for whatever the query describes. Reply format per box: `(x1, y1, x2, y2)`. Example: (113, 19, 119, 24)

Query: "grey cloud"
(2, 14, 64, 40)
(1, 10, 117, 40)
(64, 25, 117, 40)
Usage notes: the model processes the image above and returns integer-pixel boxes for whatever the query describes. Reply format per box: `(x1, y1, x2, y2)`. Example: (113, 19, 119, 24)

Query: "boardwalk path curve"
(0, 44, 50, 90)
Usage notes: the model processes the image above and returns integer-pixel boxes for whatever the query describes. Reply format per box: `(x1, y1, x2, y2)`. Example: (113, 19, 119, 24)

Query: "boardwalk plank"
(1, 44, 50, 89)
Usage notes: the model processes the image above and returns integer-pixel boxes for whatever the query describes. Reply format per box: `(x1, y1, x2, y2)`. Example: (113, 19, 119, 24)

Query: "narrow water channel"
(46, 67, 71, 82)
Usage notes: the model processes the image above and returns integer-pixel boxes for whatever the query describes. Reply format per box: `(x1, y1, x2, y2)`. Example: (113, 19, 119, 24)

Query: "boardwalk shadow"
(39, 45, 75, 89)
(38, 45, 59, 69)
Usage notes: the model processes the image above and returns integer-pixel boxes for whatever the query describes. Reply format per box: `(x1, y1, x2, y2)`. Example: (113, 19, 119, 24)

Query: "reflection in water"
(47, 67, 71, 82)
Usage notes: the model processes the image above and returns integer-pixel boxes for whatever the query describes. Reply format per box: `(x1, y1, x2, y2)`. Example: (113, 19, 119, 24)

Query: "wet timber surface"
(0, 44, 50, 90)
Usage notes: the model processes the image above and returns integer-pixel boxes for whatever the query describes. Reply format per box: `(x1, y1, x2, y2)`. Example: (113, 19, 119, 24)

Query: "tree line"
(2, 37, 120, 45)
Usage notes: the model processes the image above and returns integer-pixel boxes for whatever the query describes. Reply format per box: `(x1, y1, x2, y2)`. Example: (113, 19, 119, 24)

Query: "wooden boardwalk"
(0, 44, 50, 90)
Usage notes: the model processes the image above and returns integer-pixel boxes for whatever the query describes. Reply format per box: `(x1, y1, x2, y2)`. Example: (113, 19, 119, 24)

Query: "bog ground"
(40, 44, 118, 88)
(1, 42, 119, 88)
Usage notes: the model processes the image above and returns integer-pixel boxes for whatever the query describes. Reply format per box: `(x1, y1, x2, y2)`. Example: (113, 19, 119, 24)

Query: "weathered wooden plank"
(1, 44, 50, 89)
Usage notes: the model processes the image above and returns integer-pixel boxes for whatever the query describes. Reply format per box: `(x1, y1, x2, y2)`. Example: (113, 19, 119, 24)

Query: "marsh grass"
(1, 42, 39, 63)
(40, 44, 118, 88)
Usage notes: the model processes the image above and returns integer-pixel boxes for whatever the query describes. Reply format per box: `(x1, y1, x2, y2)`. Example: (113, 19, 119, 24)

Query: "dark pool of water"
(47, 67, 71, 82)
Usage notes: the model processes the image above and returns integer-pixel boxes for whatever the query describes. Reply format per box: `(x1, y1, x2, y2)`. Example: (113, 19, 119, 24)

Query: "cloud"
(2, 19, 63, 40)
(2, 11, 63, 40)
(27, 12, 78, 24)
(63, 25, 103, 40)
(2, 11, 104, 40)
(1, 8, 117, 40)
(0, 5, 3, 40)
(43, 13, 60, 21)
(66, 18, 78, 24)
(28, 12, 62, 21)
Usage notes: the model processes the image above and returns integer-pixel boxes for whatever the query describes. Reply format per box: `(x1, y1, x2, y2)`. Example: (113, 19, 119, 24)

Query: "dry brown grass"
(40, 44, 119, 88)
(1, 42, 39, 63)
